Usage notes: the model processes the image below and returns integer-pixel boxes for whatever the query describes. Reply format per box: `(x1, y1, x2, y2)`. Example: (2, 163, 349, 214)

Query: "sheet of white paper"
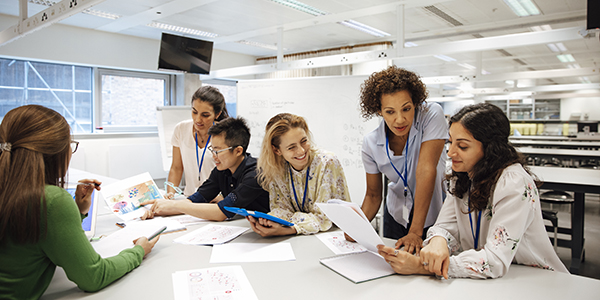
(316, 202, 384, 253)
(315, 232, 368, 255)
(165, 214, 209, 226)
(210, 242, 296, 263)
(172, 266, 258, 300)
(92, 221, 166, 258)
(100, 172, 163, 221)
(125, 217, 186, 234)
(173, 224, 248, 245)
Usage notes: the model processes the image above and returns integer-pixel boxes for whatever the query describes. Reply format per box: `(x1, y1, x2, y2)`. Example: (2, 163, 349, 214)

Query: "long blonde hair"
(256, 113, 315, 189)
(0, 105, 71, 244)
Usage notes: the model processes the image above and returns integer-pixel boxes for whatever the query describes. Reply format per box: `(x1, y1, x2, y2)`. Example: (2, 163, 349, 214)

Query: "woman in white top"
(377, 103, 569, 279)
(358, 66, 447, 254)
(166, 86, 229, 198)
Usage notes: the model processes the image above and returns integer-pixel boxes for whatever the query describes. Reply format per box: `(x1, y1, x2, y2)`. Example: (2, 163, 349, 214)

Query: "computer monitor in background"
(158, 32, 214, 74)
(66, 185, 99, 239)
(577, 121, 598, 133)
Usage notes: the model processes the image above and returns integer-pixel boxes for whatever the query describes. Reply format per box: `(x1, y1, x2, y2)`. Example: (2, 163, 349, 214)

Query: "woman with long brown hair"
(0, 105, 158, 299)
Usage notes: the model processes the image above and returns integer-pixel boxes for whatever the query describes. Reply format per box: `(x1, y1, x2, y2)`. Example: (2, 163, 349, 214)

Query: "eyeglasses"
(208, 145, 234, 156)
(71, 141, 79, 154)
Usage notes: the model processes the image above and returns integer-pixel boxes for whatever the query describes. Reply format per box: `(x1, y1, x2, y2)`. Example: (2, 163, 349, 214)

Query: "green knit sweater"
(0, 185, 145, 299)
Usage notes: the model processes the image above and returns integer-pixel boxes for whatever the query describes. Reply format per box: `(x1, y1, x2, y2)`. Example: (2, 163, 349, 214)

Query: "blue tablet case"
(223, 206, 294, 227)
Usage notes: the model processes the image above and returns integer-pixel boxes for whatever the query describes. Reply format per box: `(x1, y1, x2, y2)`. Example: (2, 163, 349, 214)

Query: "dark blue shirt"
(187, 153, 269, 218)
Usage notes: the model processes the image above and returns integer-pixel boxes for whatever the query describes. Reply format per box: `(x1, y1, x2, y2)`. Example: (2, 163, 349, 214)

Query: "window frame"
(95, 68, 173, 132)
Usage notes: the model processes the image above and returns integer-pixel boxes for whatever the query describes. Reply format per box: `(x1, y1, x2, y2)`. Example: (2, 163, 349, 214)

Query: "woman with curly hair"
(357, 66, 447, 254)
(249, 113, 351, 237)
(377, 103, 568, 278)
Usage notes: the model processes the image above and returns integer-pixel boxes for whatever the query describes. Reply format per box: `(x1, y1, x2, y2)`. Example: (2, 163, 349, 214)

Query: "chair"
(541, 209, 559, 251)
(540, 190, 574, 250)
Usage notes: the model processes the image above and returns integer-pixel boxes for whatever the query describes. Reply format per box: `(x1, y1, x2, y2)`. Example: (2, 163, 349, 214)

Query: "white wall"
(0, 13, 256, 73)
(560, 97, 600, 121)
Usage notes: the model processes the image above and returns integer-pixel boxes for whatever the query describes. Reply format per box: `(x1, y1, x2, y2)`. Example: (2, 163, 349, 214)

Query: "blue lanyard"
(468, 195, 483, 249)
(289, 165, 310, 212)
(385, 134, 410, 198)
(195, 132, 211, 181)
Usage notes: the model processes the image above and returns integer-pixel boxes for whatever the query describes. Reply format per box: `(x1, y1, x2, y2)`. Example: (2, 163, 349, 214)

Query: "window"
(0, 58, 93, 133)
(98, 69, 171, 130)
(202, 79, 237, 117)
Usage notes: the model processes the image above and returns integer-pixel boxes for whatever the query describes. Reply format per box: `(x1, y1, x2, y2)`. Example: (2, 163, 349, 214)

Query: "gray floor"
(542, 193, 600, 280)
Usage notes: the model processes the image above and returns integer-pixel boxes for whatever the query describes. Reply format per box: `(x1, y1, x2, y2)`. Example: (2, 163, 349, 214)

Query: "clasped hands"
(377, 236, 450, 279)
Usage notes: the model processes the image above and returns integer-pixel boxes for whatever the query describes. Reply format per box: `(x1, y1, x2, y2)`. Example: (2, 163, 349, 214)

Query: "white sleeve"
(446, 171, 536, 279)
(423, 193, 461, 254)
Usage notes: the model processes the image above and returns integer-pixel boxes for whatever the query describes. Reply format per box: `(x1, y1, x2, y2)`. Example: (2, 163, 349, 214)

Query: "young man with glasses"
(142, 117, 269, 221)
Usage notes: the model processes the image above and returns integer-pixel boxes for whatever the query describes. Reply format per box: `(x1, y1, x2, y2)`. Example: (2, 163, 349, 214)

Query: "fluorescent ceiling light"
(269, 0, 326, 16)
(503, 0, 541, 17)
(546, 43, 559, 52)
(547, 42, 568, 53)
(567, 63, 581, 69)
(530, 24, 552, 32)
(505, 80, 515, 85)
(84, 9, 121, 20)
(147, 22, 218, 38)
(433, 54, 456, 62)
(458, 63, 476, 70)
(338, 20, 391, 37)
(556, 54, 575, 62)
(404, 42, 418, 47)
(579, 77, 591, 84)
(235, 40, 281, 51)
(482, 69, 491, 75)
(556, 43, 567, 52)
(271, 0, 390, 37)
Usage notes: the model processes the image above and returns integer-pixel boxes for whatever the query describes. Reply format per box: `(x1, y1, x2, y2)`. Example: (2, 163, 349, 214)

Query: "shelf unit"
(485, 98, 560, 121)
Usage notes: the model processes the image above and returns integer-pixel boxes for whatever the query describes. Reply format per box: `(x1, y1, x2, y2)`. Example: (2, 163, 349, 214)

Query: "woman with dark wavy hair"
(357, 66, 447, 254)
(377, 103, 568, 279)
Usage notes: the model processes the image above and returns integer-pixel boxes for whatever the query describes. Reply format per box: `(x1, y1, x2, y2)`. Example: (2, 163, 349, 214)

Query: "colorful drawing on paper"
(172, 266, 258, 300)
(316, 232, 368, 255)
(106, 180, 162, 216)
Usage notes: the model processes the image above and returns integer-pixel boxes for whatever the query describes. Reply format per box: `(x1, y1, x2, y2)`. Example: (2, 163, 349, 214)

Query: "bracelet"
(164, 181, 184, 196)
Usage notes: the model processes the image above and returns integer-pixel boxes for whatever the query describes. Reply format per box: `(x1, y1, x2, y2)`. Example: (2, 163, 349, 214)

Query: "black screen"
(588, 0, 600, 30)
(158, 33, 213, 74)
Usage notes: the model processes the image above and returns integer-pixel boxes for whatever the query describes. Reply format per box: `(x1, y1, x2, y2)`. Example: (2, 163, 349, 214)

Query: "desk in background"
(530, 166, 600, 274)
(42, 214, 600, 300)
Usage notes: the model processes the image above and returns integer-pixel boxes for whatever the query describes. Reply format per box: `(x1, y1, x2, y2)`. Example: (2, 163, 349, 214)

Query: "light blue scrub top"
(361, 102, 448, 228)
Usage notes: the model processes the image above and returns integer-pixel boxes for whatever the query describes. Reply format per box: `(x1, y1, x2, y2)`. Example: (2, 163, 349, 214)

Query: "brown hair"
(192, 86, 229, 121)
(0, 105, 71, 244)
(359, 65, 428, 120)
(256, 113, 315, 189)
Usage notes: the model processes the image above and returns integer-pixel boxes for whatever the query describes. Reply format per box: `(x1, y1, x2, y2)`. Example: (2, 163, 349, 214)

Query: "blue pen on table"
(147, 226, 167, 241)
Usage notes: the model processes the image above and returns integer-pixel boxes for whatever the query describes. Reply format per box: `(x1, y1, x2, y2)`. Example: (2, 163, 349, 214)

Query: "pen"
(147, 226, 167, 240)
(77, 182, 101, 187)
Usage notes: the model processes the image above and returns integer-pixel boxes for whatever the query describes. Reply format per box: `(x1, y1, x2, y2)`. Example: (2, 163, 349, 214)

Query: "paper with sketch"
(100, 172, 163, 221)
(172, 266, 258, 300)
(173, 224, 248, 245)
(316, 232, 368, 255)
(92, 221, 166, 258)
(316, 200, 383, 253)
(210, 242, 295, 263)
(165, 214, 209, 226)
(125, 217, 186, 234)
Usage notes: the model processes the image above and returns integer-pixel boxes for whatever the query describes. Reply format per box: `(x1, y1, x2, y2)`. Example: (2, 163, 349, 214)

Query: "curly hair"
(446, 103, 530, 212)
(359, 66, 428, 120)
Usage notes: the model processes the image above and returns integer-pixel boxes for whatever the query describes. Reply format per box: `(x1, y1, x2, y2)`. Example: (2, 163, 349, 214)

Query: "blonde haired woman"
(248, 113, 351, 237)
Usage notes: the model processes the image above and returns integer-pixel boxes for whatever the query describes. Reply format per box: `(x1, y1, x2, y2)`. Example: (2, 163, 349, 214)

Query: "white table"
(42, 213, 600, 300)
(530, 166, 600, 274)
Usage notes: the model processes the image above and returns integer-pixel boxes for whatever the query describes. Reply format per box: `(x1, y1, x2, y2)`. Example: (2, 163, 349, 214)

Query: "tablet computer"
(223, 206, 294, 227)
(66, 185, 99, 240)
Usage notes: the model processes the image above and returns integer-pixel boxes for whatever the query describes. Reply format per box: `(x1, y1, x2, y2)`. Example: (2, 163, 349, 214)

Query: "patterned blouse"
(268, 148, 351, 235)
(424, 163, 569, 278)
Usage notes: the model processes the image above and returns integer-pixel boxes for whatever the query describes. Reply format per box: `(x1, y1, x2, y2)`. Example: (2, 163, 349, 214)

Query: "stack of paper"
(92, 221, 167, 258)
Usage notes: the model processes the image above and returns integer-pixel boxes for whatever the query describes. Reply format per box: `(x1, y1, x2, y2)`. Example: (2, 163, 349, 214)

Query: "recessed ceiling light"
(556, 54, 575, 63)
(147, 22, 218, 38)
(503, 0, 541, 17)
(433, 54, 456, 62)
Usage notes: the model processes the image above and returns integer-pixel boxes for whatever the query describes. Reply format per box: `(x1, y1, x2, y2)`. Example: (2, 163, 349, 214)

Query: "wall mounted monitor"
(158, 32, 213, 74)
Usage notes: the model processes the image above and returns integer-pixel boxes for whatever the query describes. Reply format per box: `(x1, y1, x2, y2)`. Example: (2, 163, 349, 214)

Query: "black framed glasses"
(71, 141, 79, 154)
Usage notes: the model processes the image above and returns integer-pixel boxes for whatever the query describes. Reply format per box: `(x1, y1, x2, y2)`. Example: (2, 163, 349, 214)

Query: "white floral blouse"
(268, 148, 351, 235)
(424, 163, 569, 278)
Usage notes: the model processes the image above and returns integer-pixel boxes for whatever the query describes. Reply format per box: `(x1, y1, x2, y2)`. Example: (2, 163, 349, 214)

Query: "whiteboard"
(237, 76, 380, 205)
(156, 106, 192, 172)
